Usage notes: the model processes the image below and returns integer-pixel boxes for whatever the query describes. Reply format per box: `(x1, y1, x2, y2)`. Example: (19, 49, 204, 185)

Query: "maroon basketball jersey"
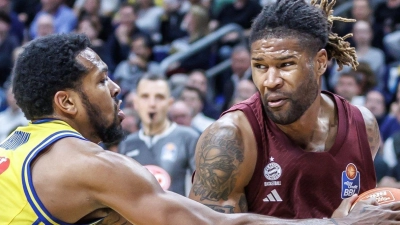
(221, 91, 376, 219)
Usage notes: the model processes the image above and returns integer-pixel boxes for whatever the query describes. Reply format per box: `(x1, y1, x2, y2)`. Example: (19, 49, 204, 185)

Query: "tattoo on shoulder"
(193, 125, 244, 201)
(204, 204, 235, 213)
(365, 113, 380, 153)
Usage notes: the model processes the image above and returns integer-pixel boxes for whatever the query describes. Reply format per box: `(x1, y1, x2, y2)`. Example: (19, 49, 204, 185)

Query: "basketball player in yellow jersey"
(1, 33, 399, 224)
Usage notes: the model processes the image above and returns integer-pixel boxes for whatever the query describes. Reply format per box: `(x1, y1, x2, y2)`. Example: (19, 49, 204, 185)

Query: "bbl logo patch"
(341, 163, 360, 199)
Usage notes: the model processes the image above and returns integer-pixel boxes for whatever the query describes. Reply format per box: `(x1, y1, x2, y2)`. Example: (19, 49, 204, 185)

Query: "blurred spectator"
(169, 73, 188, 98)
(384, 30, 400, 61)
(35, 13, 55, 38)
(209, 0, 262, 42)
(381, 106, 400, 182)
(11, 0, 40, 27)
(352, 20, 386, 80)
(0, 86, 29, 141)
(74, 0, 113, 41)
(0, 0, 24, 44)
(0, 12, 19, 87)
(159, 0, 187, 45)
(354, 62, 378, 95)
(120, 108, 140, 134)
(73, 0, 119, 17)
(168, 5, 212, 74)
(372, 0, 400, 51)
(334, 71, 364, 105)
(381, 61, 400, 104)
(334, 0, 373, 45)
(389, 82, 400, 115)
(76, 16, 112, 75)
(29, 0, 77, 39)
(218, 45, 252, 111)
(135, 0, 164, 42)
(113, 34, 161, 96)
(186, 70, 220, 119)
(168, 100, 194, 128)
(209, 0, 261, 60)
(364, 89, 400, 143)
(107, 3, 149, 72)
(119, 75, 198, 196)
(229, 79, 257, 107)
(179, 85, 215, 132)
(365, 89, 390, 128)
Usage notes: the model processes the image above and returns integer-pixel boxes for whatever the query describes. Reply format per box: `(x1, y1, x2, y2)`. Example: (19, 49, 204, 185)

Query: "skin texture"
(189, 38, 397, 223)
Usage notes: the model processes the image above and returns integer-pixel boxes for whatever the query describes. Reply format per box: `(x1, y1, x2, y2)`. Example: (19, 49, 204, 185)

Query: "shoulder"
(355, 105, 381, 158)
(355, 105, 377, 129)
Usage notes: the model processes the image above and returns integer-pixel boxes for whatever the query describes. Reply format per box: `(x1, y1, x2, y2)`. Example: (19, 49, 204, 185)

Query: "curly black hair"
(12, 33, 91, 120)
(250, 0, 358, 70)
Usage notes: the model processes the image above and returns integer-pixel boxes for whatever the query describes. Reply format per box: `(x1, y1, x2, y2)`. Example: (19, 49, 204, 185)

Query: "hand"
(333, 196, 400, 224)
(331, 194, 359, 218)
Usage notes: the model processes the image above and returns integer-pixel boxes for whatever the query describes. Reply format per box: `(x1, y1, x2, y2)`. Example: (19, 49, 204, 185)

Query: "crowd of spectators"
(0, 0, 400, 194)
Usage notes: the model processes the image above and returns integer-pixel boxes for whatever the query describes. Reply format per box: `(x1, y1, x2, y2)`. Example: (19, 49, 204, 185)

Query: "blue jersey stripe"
(22, 131, 87, 225)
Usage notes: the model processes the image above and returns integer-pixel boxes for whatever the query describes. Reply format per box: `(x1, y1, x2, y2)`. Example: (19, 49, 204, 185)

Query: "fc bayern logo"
(264, 162, 282, 181)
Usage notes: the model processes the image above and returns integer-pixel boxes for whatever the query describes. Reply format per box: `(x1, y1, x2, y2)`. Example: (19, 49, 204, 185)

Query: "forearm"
(226, 214, 340, 225)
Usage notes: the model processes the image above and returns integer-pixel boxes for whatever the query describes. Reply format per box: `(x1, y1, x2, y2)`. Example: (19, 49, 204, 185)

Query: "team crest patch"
(341, 163, 360, 199)
(264, 156, 282, 186)
(161, 143, 178, 162)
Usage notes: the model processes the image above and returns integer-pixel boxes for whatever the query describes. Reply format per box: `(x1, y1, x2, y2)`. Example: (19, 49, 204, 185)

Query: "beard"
(262, 64, 319, 125)
(79, 91, 125, 144)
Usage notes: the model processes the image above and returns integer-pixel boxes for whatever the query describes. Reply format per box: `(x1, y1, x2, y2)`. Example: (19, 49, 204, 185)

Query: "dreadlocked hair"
(249, 0, 358, 71)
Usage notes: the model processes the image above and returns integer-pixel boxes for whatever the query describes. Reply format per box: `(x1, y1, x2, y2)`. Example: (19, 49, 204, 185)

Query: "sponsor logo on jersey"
(341, 163, 360, 199)
(0, 156, 10, 175)
(263, 189, 282, 202)
(144, 165, 171, 190)
(264, 156, 282, 186)
(161, 143, 178, 162)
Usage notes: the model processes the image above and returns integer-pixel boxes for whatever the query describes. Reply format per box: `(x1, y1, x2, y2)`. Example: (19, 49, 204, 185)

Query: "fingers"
(332, 194, 359, 218)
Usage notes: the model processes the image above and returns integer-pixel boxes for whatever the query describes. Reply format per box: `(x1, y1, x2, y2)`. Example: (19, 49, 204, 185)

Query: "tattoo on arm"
(192, 125, 244, 202)
(365, 114, 380, 154)
(204, 204, 235, 213)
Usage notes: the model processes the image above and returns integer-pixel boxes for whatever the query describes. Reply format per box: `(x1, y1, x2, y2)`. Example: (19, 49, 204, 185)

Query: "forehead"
(76, 48, 107, 70)
(137, 79, 170, 95)
(251, 38, 305, 58)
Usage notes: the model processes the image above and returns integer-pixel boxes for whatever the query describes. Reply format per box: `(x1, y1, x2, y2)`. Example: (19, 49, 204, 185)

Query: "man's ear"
(53, 90, 78, 116)
(316, 49, 328, 76)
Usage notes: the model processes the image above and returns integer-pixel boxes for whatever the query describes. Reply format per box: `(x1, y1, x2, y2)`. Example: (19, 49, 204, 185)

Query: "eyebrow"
(251, 55, 297, 61)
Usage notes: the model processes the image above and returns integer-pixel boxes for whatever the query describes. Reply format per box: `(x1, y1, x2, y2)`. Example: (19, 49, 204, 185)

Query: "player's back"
(0, 119, 85, 224)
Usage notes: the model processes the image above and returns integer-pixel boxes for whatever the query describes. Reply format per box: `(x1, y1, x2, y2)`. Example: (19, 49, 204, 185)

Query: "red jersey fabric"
(221, 91, 376, 218)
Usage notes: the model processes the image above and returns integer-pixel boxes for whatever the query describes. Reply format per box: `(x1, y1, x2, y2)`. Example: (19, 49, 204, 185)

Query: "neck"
(276, 93, 336, 152)
(143, 119, 170, 136)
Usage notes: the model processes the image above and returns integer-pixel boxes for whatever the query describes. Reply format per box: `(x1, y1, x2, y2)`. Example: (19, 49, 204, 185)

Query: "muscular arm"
(356, 105, 381, 159)
(189, 111, 256, 213)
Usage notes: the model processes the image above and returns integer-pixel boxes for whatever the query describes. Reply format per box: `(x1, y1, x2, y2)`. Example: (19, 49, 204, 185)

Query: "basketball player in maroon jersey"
(189, 0, 400, 223)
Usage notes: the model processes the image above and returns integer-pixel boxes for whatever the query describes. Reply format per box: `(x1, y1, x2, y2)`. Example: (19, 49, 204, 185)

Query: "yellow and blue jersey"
(0, 119, 101, 224)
